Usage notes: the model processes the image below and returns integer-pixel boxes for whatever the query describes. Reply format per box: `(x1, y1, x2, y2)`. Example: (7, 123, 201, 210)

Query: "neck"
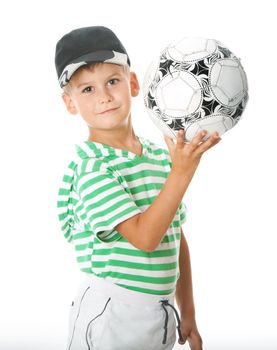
(88, 118, 140, 151)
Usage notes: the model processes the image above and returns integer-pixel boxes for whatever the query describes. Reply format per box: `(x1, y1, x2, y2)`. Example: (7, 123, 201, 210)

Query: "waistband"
(85, 273, 175, 307)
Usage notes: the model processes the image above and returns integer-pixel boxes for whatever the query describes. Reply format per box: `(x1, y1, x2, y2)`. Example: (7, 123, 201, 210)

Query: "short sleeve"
(76, 168, 141, 242)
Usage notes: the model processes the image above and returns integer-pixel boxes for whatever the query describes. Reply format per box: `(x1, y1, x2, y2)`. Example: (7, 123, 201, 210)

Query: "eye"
(108, 78, 119, 86)
(82, 86, 94, 93)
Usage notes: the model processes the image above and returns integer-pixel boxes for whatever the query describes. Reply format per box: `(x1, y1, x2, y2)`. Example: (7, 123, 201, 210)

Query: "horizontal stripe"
(86, 250, 176, 265)
(92, 247, 178, 258)
(98, 271, 178, 284)
(123, 169, 167, 182)
(89, 206, 140, 231)
(91, 267, 178, 281)
(92, 259, 177, 271)
(130, 182, 163, 195)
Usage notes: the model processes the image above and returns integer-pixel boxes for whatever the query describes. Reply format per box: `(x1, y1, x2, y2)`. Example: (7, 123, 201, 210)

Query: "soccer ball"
(143, 37, 248, 142)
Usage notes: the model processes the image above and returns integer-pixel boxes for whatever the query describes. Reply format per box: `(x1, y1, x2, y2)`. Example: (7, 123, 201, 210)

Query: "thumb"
(178, 336, 187, 345)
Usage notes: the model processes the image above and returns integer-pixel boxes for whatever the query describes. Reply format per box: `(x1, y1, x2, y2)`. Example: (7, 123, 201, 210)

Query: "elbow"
(136, 237, 160, 253)
(134, 216, 162, 252)
(117, 215, 162, 252)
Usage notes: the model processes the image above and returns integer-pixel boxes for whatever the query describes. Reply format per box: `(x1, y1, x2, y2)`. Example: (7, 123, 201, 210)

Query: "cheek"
(76, 98, 93, 113)
(120, 89, 132, 106)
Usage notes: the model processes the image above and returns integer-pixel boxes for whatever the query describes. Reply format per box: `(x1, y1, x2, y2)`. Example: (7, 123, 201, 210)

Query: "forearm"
(175, 230, 195, 316)
(176, 229, 202, 348)
(136, 168, 194, 251)
(116, 167, 194, 252)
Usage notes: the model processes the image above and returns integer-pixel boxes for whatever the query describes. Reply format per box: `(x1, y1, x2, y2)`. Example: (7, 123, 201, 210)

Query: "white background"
(0, 0, 276, 349)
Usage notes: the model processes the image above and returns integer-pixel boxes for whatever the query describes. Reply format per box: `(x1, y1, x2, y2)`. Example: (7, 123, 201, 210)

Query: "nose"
(98, 87, 113, 104)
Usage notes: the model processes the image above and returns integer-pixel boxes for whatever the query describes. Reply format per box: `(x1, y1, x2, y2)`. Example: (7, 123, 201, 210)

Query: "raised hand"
(164, 129, 221, 179)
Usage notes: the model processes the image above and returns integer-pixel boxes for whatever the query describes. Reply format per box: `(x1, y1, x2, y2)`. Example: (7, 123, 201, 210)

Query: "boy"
(55, 26, 220, 350)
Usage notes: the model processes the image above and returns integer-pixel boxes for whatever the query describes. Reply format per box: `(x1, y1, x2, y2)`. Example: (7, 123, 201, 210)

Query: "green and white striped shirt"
(57, 137, 186, 295)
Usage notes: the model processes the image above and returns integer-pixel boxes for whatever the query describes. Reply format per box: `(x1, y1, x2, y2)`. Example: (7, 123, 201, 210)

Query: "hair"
(63, 62, 130, 95)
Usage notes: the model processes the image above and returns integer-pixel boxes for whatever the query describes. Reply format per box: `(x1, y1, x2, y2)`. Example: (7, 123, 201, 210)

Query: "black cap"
(55, 26, 130, 88)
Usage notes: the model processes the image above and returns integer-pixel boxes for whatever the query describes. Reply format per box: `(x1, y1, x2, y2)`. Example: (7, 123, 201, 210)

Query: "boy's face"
(62, 63, 139, 132)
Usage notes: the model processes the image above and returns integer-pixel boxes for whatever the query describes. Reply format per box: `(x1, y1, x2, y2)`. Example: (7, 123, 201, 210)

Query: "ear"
(62, 92, 78, 115)
(130, 72, 140, 97)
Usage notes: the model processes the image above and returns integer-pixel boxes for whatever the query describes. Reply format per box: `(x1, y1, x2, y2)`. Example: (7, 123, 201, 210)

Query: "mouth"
(98, 107, 119, 115)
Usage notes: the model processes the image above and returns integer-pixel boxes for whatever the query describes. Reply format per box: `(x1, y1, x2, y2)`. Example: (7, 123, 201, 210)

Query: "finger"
(178, 324, 189, 345)
(197, 132, 221, 154)
(190, 130, 208, 148)
(176, 129, 185, 149)
(178, 336, 187, 345)
(164, 136, 175, 151)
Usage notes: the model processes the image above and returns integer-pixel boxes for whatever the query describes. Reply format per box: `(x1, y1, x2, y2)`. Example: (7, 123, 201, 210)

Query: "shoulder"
(74, 141, 114, 175)
(58, 143, 113, 192)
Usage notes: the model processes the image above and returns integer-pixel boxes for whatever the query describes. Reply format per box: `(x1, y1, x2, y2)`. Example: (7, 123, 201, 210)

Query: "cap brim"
(59, 50, 129, 87)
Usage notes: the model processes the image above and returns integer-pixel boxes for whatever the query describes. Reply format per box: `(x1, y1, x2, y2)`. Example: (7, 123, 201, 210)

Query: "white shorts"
(67, 274, 179, 350)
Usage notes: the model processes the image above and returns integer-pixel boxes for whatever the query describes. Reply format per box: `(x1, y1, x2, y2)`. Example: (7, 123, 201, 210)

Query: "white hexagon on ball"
(155, 71, 202, 118)
(167, 37, 217, 62)
(185, 114, 234, 141)
(210, 59, 248, 107)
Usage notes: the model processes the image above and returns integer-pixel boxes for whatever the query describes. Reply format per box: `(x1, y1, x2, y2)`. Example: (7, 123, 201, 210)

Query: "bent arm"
(115, 168, 189, 252)
(116, 130, 220, 252)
